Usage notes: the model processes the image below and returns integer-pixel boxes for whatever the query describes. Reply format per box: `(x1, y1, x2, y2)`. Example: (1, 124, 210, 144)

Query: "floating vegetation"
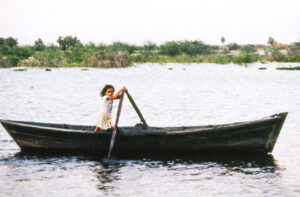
(258, 67, 267, 70)
(81, 68, 88, 71)
(13, 68, 27, 71)
(276, 66, 300, 70)
(45, 68, 52, 71)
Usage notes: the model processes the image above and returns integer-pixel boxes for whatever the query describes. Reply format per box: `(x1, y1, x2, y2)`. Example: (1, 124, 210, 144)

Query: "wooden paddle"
(107, 92, 124, 158)
(124, 90, 148, 127)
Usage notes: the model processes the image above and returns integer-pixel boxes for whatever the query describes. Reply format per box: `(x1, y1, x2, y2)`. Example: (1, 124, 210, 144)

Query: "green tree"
(34, 38, 46, 51)
(160, 41, 181, 56)
(179, 40, 211, 56)
(109, 42, 137, 54)
(86, 42, 96, 49)
(57, 35, 81, 51)
(4, 37, 18, 47)
(65, 43, 85, 63)
(0, 37, 4, 46)
(7, 55, 20, 66)
(16, 46, 33, 59)
(143, 41, 157, 51)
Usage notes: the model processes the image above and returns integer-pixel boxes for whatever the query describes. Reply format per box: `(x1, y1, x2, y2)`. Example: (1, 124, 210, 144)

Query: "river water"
(0, 63, 300, 196)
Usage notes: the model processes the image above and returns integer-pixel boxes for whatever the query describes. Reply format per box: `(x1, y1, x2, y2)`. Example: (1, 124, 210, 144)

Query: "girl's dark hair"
(100, 84, 115, 97)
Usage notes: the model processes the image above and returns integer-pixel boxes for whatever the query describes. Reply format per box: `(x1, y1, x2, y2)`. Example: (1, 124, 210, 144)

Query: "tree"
(15, 46, 33, 59)
(0, 37, 4, 46)
(160, 41, 181, 56)
(267, 37, 275, 46)
(65, 43, 85, 63)
(221, 37, 225, 44)
(57, 36, 81, 51)
(143, 41, 157, 51)
(34, 38, 46, 51)
(109, 42, 137, 54)
(179, 40, 211, 56)
(86, 41, 96, 49)
(4, 37, 18, 47)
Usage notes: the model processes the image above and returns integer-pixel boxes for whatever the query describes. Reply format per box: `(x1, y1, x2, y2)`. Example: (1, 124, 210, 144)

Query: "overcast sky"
(1, 0, 300, 45)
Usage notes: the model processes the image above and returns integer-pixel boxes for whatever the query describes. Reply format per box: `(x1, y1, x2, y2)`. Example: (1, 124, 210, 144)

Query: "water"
(1, 63, 300, 197)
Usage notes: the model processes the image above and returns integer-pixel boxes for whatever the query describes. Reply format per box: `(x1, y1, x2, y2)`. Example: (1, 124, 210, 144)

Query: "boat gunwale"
(0, 112, 287, 135)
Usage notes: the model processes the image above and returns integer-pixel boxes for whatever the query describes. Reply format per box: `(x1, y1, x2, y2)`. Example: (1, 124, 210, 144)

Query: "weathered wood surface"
(108, 92, 124, 158)
(125, 90, 148, 127)
(0, 112, 288, 155)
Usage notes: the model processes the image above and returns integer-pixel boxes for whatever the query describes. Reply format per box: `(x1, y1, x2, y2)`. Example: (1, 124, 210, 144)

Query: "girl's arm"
(107, 87, 127, 100)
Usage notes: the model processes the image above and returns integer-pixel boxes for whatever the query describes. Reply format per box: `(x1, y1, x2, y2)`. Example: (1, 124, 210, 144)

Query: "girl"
(94, 84, 127, 132)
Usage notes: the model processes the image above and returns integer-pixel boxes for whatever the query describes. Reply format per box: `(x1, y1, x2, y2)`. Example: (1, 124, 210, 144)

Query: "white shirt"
(102, 95, 113, 115)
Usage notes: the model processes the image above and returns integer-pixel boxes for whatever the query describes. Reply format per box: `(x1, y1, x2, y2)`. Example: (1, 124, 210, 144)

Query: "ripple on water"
(0, 63, 300, 196)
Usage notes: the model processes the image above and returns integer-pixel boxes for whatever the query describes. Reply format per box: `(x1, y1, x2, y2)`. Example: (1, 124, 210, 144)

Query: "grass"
(276, 66, 300, 70)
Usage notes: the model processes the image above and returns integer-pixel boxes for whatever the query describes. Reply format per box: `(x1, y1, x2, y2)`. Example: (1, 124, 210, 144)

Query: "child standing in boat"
(94, 85, 127, 132)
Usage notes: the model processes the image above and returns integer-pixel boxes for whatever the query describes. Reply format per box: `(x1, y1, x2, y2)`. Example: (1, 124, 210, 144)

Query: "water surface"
(0, 63, 300, 196)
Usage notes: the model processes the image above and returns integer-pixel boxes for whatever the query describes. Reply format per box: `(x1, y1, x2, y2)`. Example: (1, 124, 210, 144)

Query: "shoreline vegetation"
(1, 36, 300, 68)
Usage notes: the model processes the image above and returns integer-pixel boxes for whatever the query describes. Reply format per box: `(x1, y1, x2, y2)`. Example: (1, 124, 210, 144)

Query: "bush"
(85, 51, 131, 68)
(65, 43, 86, 63)
(108, 42, 137, 54)
(15, 46, 33, 59)
(160, 41, 181, 57)
(130, 54, 146, 63)
(143, 41, 157, 51)
(34, 38, 46, 51)
(179, 40, 211, 56)
(227, 43, 241, 51)
(206, 55, 231, 64)
(7, 55, 20, 66)
(286, 55, 300, 62)
(0, 37, 4, 46)
(240, 45, 256, 54)
(32, 49, 64, 67)
(269, 48, 287, 62)
(4, 37, 18, 47)
(232, 53, 257, 65)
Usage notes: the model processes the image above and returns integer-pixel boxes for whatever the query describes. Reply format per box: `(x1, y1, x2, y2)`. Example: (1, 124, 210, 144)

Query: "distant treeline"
(0, 36, 300, 68)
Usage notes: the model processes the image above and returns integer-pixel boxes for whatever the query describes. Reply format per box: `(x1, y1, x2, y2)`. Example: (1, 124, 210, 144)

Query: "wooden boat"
(0, 112, 287, 155)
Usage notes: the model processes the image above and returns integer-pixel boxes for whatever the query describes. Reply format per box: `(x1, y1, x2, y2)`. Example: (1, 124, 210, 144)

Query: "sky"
(1, 0, 300, 45)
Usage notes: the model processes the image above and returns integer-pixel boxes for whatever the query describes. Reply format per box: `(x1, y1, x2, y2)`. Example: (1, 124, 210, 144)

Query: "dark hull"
(0, 113, 287, 155)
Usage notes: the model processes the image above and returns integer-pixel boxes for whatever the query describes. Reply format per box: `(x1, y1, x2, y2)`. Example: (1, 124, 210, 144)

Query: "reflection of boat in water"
(14, 151, 278, 177)
(0, 112, 287, 155)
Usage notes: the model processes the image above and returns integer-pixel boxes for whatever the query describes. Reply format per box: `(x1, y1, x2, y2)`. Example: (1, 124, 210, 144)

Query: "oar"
(125, 90, 148, 127)
(107, 92, 124, 158)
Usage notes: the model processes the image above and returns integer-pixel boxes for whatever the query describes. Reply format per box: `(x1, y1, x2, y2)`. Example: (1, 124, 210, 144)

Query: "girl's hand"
(122, 86, 127, 92)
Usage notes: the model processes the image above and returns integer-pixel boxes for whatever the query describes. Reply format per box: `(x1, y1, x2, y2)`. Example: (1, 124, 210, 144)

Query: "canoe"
(0, 112, 287, 155)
